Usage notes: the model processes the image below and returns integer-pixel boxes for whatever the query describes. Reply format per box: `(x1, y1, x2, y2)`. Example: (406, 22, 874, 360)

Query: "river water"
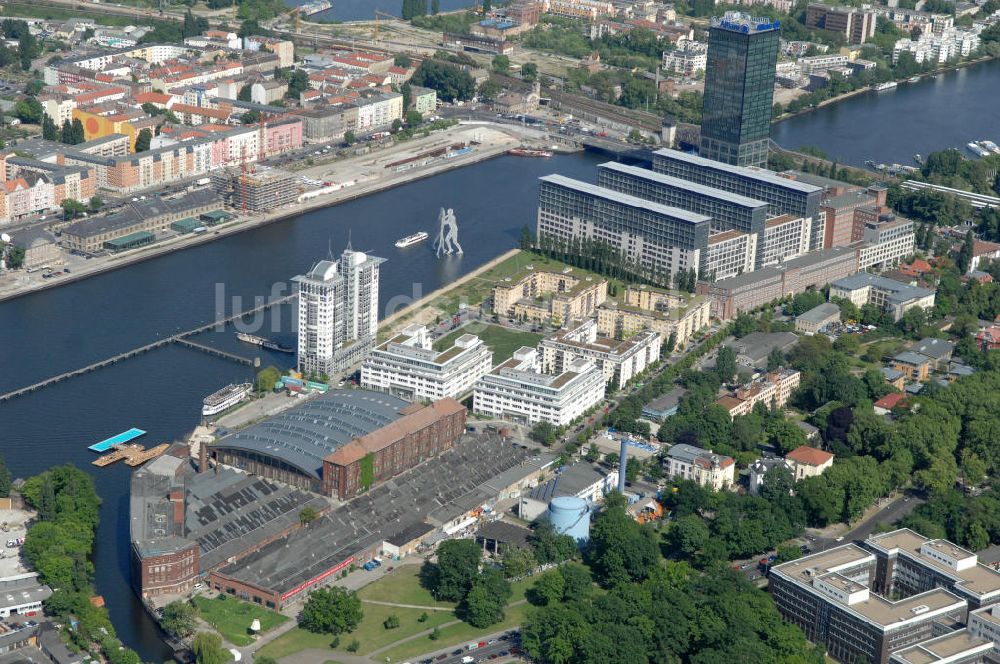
(3, 58, 999, 659)
(0, 152, 602, 661)
(772, 58, 1000, 167)
(287, 0, 471, 24)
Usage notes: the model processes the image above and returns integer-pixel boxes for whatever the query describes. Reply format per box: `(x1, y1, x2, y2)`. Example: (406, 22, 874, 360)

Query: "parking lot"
(0, 507, 33, 578)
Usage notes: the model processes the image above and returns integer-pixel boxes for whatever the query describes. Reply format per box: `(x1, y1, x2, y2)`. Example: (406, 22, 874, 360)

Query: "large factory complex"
(128, 388, 579, 608)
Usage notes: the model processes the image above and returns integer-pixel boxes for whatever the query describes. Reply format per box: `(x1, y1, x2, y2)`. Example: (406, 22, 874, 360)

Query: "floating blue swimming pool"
(89, 428, 146, 452)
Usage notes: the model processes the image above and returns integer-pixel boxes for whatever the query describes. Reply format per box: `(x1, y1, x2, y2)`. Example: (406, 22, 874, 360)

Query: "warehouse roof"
(213, 389, 410, 479)
(62, 188, 221, 239)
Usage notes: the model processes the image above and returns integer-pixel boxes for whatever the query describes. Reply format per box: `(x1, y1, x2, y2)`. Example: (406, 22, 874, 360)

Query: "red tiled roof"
(973, 240, 1000, 257)
(785, 445, 834, 466)
(135, 92, 172, 105)
(977, 326, 1000, 344)
(873, 393, 906, 411)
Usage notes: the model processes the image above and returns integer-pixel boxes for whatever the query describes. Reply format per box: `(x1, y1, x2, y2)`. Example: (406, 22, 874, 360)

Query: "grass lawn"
(192, 596, 288, 647)
(357, 566, 455, 609)
(434, 322, 543, 364)
(256, 605, 455, 659)
(379, 603, 531, 663)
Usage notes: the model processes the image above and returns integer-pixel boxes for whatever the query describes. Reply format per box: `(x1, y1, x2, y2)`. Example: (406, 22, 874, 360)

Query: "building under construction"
(211, 167, 299, 213)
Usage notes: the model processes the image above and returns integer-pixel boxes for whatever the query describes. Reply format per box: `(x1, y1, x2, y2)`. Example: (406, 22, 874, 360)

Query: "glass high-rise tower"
(699, 12, 781, 168)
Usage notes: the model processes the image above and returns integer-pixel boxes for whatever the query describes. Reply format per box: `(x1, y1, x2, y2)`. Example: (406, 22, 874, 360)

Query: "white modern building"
(293, 248, 384, 377)
(473, 347, 606, 426)
(538, 318, 661, 387)
(829, 273, 935, 322)
(762, 214, 812, 266)
(662, 41, 708, 77)
(663, 443, 735, 490)
(361, 324, 493, 401)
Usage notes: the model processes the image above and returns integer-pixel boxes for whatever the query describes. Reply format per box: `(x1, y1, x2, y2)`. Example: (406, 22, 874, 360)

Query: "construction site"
(210, 166, 299, 213)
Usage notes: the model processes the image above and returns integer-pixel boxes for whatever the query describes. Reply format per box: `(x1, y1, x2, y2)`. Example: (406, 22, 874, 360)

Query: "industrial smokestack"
(618, 439, 628, 494)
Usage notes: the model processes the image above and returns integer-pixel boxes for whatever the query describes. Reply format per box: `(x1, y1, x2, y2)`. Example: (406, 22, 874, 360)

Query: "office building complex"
(856, 215, 915, 271)
(293, 248, 385, 377)
(537, 174, 711, 279)
(830, 273, 935, 322)
(663, 443, 735, 490)
(653, 149, 825, 251)
(770, 529, 1000, 664)
(539, 318, 661, 387)
(473, 347, 606, 426)
(699, 12, 781, 167)
(361, 324, 494, 402)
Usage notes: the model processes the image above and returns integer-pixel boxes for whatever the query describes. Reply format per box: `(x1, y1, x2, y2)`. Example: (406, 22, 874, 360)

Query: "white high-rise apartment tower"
(293, 247, 385, 378)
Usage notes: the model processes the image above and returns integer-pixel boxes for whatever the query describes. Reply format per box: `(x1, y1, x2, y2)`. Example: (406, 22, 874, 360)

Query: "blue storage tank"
(548, 495, 591, 543)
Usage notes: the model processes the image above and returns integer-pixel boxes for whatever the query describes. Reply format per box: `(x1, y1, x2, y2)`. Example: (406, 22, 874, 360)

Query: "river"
(287, 0, 470, 24)
(772, 58, 1000, 167)
(0, 152, 603, 661)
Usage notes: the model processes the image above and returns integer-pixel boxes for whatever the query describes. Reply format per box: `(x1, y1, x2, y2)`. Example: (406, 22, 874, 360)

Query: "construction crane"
(373, 10, 397, 40)
(287, 6, 302, 33)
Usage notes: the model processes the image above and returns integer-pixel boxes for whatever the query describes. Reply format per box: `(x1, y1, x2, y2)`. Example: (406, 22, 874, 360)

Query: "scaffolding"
(211, 167, 299, 213)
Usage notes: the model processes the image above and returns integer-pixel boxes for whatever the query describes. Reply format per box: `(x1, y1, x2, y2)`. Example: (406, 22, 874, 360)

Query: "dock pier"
(0, 294, 294, 403)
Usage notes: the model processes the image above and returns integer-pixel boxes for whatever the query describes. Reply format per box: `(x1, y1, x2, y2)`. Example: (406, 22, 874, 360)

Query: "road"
(399, 629, 523, 664)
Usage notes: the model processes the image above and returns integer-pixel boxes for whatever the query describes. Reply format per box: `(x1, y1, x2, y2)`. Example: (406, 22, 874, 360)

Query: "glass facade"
(700, 15, 780, 167)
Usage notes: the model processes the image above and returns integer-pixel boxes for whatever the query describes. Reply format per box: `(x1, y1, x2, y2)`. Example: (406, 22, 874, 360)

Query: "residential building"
(969, 240, 1000, 274)
(799, 53, 850, 75)
(539, 318, 662, 387)
(749, 457, 793, 495)
(536, 174, 712, 279)
(2, 173, 54, 221)
(492, 267, 607, 325)
(473, 347, 606, 426)
(893, 351, 932, 382)
(250, 79, 288, 105)
(892, 27, 981, 64)
(355, 92, 403, 133)
(805, 4, 877, 44)
(785, 445, 834, 480)
(545, 0, 615, 20)
(360, 324, 493, 401)
(663, 443, 735, 490)
(975, 325, 1000, 351)
(769, 543, 968, 664)
(874, 392, 907, 415)
(715, 368, 801, 417)
(830, 273, 935, 322)
(292, 105, 359, 143)
(652, 149, 825, 251)
(410, 85, 437, 116)
(293, 248, 385, 378)
(699, 12, 781, 168)
(596, 290, 711, 349)
(910, 338, 955, 371)
(662, 41, 708, 77)
(796, 301, 841, 335)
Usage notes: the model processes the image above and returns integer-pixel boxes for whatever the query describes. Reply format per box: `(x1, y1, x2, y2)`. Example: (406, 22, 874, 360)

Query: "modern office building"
(360, 324, 494, 401)
(653, 149, 825, 251)
(770, 544, 968, 664)
(663, 443, 735, 490)
(829, 273, 935, 322)
(705, 229, 757, 279)
(806, 4, 877, 44)
(596, 161, 770, 268)
(536, 174, 712, 278)
(699, 12, 781, 168)
(473, 347, 606, 426)
(856, 215, 915, 271)
(762, 213, 812, 265)
(539, 318, 661, 387)
(293, 248, 385, 377)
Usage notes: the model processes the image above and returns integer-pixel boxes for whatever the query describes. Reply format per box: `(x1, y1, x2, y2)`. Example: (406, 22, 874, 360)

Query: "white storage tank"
(548, 495, 591, 543)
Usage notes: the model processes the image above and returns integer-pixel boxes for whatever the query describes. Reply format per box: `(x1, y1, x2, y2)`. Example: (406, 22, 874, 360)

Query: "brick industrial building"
(210, 389, 466, 500)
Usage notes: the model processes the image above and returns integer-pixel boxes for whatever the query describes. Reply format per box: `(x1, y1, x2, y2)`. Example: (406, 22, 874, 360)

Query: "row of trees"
(422, 539, 512, 627)
(22, 466, 142, 663)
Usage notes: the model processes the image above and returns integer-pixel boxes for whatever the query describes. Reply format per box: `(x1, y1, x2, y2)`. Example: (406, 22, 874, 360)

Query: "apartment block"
(355, 92, 404, 133)
(361, 324, 493, 401)
(596, 291, 711, 349)
(805, 4, 877, 44)
(662, 41, 708, 77)
(714, 368, 801, 417)
(663, 443, 735, 490)
(492, 267, 607, 325)
(539, 318, 661, 387)
(473, 348, 605, 426)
